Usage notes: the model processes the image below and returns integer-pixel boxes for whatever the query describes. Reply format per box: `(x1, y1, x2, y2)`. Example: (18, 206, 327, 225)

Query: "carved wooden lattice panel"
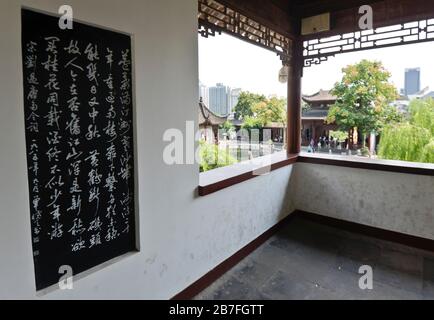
(304, 19, 434, 67)
(198, 0, 292, 65)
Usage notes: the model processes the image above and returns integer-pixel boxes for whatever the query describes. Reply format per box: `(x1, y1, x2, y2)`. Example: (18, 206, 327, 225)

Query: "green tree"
(329, 130, 348, 141)
(420, 140, 434, 163)
(409, 98, 434, 136)
(219, 120, 235, 134)
(378, 124, 431, 162)
(378, 98, 434, 163)
(199, 140, 236, 172)
(326, 60, 401, 146)
(234, 92, 266, 120)
(302, 99, 311, 113)
(252, 97, 286, 126)
(242, 116, 263, 130)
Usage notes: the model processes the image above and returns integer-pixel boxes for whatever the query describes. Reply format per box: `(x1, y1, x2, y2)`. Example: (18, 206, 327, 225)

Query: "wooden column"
(287, 38, 303, 154)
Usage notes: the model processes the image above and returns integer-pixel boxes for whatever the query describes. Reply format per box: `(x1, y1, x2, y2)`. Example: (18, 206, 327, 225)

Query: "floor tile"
(195, 216, 433, 300)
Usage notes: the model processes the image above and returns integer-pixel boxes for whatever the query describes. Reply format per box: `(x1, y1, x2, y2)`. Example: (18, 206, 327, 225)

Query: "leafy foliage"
(241, 97, 286, 130)
(242, 117, 263, 130)
(201, 93, 286, 172)
(378, 98, 434, 163)
(302, 99, 311, 113)
(199, 141, 237, 172)
(378, 124, 431, 162)
(329, 130, 348, 141)
(420, 140, 434, 163)
(234, 92, 266, 120)
(252, 97, 286, 126)
(409, 98, 434, 136)
(219, 120, 235, 134)
(327, 60, 401, 139)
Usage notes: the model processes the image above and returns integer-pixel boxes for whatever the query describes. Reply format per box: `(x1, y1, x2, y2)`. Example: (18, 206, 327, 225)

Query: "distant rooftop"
(302, 90, 336, 120)
(302, 89, 336, 104)
(199, 99, 228, 126)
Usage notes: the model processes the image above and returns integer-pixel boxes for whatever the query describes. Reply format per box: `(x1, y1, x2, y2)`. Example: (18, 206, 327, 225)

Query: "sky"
(199, 33, 434, 97)
(199, 34, 287, 97)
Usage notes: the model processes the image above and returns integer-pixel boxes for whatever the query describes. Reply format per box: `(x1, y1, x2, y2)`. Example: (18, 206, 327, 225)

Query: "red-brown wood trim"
(199, 154, 434, 197)
(298, 155, 434, 176)
(172, 209, 434, 300)
(198, 154, 298, 196)
(293, 0, 383, 19)
(171, 213, 296, 300)
(296, 210, 434, 253)
(218, 0, 297, 39)
(300, 0, 434, 41)
(287, 37, 303, 155)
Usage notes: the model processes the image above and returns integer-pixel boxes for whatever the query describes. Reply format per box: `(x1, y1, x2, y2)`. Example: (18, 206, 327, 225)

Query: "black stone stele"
(22, 8, 136, 291)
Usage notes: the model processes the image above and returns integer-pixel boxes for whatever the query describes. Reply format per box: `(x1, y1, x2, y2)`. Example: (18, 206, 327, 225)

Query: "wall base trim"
(172, 210, 434, 300)
(171, 212, 296, 300)
(297, 210, 434, 253)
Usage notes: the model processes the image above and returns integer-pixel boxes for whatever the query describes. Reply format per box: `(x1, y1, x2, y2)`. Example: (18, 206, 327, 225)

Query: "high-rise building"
(209, 83, 231, 116)
(230, 88, 241, 114)
(405, 68, 421, 95)
(199, 82, 209, 106)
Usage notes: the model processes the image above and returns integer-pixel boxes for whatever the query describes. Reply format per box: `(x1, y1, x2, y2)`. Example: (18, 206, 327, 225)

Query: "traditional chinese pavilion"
(301, 89, 338, 146)
(199, 98, 228, 143)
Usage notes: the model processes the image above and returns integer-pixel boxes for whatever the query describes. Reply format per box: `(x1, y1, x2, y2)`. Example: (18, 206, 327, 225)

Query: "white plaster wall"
(0, 0, 295, 299)
(293, 163, 434, 241)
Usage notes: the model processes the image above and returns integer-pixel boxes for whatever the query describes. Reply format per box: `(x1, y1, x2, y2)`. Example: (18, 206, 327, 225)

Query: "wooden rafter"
(198, 0, 293, 65)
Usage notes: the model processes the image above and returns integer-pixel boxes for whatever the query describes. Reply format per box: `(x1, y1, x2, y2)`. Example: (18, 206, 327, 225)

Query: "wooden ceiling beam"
(301, 0, 434, 40)
(217, 0, 298, 38)
(291, 0, 383, 18)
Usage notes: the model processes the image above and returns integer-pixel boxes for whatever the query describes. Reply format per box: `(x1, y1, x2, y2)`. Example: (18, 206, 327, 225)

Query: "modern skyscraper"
(209, 83, 231, 116)
(405, 68, 421, 95)
(199, 82, 209, 106)
(230, 88, 241, 114)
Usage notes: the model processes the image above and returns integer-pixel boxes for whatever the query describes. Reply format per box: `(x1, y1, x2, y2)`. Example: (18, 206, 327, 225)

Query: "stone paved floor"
(195, 215, 434, 300)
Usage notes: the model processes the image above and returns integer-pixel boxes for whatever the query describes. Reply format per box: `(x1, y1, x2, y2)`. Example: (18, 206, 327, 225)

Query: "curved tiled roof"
(199, 99, 228, 126)
(302, 89, 336, 103)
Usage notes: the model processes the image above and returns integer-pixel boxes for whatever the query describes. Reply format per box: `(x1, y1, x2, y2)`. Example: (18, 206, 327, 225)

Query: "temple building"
(301, 89, 338, 146)
(199, 98, 228, 143)
(263, 122, 286, 144)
